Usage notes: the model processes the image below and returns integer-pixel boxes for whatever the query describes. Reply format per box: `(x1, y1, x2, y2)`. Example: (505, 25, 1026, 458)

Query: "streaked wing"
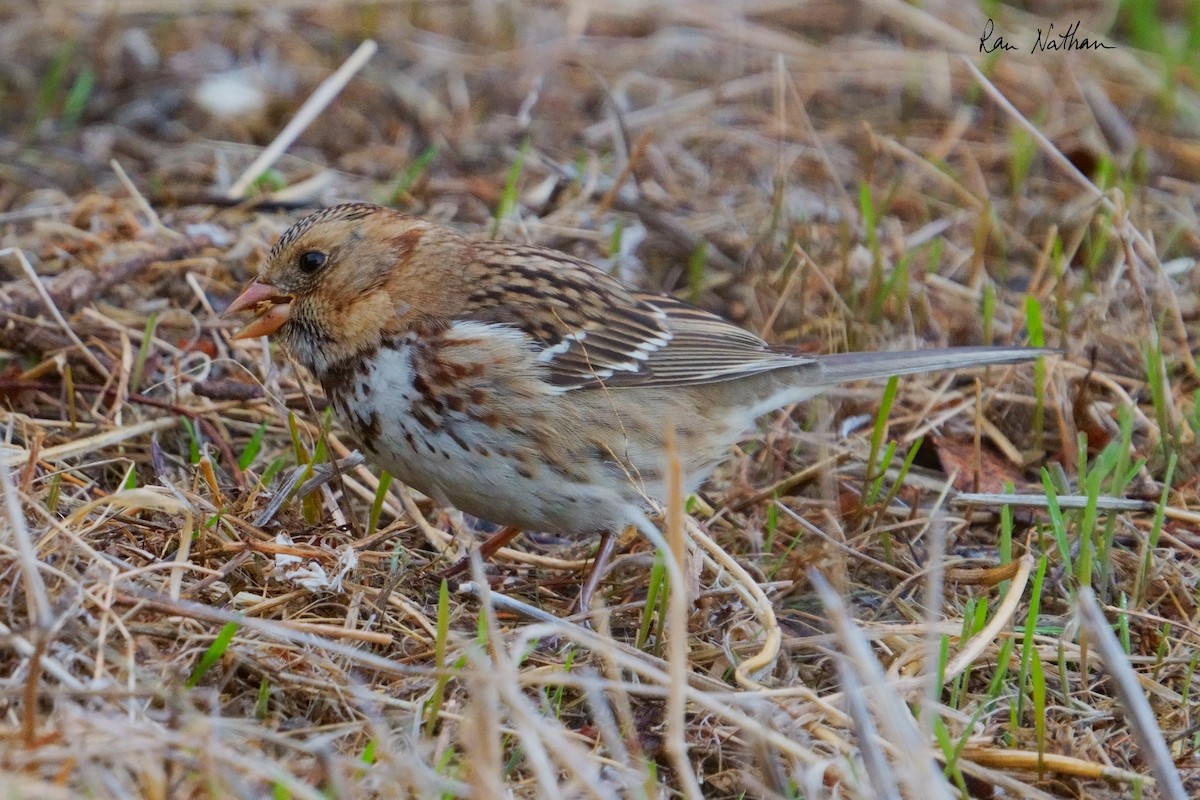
(460, 242, 811, 390)
(610, 294, 814, 387)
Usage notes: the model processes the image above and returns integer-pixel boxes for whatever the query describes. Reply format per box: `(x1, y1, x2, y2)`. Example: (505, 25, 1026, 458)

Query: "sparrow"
(224, 203, 1049, 598)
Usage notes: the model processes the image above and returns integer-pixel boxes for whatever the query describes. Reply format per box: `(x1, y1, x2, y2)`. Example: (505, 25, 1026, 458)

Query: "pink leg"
(577, 530, 617, 612)
(436, 525, 522, 579)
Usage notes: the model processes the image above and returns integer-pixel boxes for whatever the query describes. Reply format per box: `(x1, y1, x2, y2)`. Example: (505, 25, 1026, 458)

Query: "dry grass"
(2, 1, 1199, 797)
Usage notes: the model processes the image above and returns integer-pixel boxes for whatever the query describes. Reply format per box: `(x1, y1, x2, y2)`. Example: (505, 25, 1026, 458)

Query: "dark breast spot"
(469, 409, 501, 428)
(445, 426, 471, 453)
(320, 351, 375, 395)
(363, 411, 382, 440)
(430, 360, 485, 383)
(411, 405, 439, 432)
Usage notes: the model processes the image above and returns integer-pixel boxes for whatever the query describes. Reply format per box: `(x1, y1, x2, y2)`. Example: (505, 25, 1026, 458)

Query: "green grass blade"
(368, 471, 393, 536)
(238, 421, 270, 470)
(130, 312, 158, 394)
(187, 619, 241, 687)
(864, 375, 899, 498)
(492, 138, 529, 236)
(424, 579, 453, 736)
(387, 144, 438, 204)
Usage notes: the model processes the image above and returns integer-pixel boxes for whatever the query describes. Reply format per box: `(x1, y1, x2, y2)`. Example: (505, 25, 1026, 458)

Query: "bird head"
(223, 203, 465, 374)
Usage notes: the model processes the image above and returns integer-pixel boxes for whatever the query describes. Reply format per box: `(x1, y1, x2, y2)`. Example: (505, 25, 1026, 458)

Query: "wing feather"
(460, 243, 810, 390)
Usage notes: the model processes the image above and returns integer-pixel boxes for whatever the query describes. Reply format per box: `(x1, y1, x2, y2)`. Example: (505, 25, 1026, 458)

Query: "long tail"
(748, 346, 1055, 419)
(813, 345, 1055, 385)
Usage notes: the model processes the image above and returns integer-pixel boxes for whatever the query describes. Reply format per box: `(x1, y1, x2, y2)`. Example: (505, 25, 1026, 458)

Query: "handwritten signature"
(980, 19, 1116, 54)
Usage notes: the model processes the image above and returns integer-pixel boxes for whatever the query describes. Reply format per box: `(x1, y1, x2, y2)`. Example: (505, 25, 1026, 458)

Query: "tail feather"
(813, 346, 1055, 385)
(746, 346, 1054, 420)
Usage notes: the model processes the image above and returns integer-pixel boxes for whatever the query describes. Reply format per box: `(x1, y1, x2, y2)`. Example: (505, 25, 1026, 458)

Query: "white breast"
(329, 324, 636, 536)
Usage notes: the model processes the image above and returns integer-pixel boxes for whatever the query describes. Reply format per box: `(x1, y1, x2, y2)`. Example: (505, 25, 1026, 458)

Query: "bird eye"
(298, 251, 327, 273)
